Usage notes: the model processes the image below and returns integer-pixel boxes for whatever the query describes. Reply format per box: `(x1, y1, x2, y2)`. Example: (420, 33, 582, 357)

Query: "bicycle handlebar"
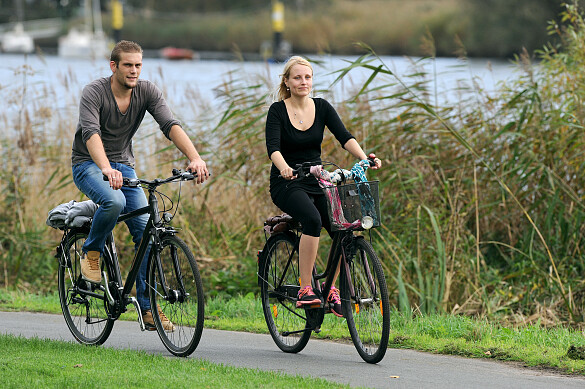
(289, 153, 378, 182)
(102, 169, 198, 188)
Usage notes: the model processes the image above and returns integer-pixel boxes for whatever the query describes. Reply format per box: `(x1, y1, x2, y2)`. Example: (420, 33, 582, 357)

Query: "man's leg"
(115, 164, 151, 311)
(73, 161, 126, 282)
(118, 165, 174, 331)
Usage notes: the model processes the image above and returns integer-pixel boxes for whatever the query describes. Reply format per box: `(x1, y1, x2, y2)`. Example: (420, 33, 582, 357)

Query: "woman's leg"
(298, 234, 319, 288)
(276, 190, 323, 291)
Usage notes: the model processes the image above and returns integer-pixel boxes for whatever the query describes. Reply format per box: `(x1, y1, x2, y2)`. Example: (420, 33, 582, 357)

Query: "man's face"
(110, 52, 142, 89)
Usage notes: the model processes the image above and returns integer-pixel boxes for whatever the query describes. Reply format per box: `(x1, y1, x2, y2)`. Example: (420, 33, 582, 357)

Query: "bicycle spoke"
(341, 238, 390, 364)
(58, 228, 114, 346)
(148, 235, 204, 357)
(260, 233, 311, 353)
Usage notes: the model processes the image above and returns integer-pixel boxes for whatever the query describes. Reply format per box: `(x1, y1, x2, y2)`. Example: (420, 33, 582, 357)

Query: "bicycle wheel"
(260, 232, 311, 353)
(147, 234, 204, 357)
(57, 228, 114, 345)
(341, 237, 390, 363)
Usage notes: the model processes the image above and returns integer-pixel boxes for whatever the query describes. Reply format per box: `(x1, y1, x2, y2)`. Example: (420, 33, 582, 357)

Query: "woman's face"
(286, 64, 312, 98)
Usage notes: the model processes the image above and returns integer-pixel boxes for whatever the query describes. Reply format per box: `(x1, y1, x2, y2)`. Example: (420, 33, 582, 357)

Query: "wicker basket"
(322, 180, 381, 231)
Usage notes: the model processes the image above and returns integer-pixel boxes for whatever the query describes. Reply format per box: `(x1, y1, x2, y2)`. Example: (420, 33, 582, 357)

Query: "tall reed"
(5, 3, 585, 327)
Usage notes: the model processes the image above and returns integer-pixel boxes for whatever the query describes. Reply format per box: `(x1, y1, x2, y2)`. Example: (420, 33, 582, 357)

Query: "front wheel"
(260, 232, 311, 353)
(147, 234, 204, 357)
(57, 228, 114, 345)
(341, 237, 390, 364)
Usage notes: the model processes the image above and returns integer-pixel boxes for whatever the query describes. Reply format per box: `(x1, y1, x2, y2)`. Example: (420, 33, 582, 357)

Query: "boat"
(58, 27, 109, 59)
(1, 22, 34, 54)
(160, 46, 197, 60)
(58, 0, 110, 59)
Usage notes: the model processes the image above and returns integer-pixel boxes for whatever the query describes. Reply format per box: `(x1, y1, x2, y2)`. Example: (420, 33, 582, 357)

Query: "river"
(0, 52, 520, 136)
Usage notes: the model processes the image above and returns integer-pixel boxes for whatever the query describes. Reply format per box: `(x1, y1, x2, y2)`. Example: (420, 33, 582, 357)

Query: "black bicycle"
(55, 169, 204, 357)
(257, 159, 390, 364)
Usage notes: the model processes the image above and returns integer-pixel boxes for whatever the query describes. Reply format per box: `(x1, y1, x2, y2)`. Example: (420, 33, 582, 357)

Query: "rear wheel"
(260, 232, 311, 353)
(57, 228, 114, 345)
(341, 237, 390, 364)
(148, 234, 204, 357)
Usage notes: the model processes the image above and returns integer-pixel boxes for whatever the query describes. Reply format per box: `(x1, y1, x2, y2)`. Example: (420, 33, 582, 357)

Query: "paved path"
(2, 311, 584, 388)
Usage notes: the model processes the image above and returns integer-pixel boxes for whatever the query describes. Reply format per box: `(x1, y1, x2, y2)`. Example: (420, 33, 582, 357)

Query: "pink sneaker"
(326, 286, 343, 317)
(296, 286, 321, 307)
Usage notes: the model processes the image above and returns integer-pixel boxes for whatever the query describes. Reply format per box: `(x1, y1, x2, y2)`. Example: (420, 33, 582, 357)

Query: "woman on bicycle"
(265, 56, 381, 316)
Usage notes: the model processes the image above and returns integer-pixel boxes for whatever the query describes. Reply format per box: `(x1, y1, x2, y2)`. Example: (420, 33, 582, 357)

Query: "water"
(0, 53, 520, 134)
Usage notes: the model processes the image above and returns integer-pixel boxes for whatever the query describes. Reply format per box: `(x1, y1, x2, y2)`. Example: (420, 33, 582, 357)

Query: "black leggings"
(274, 190, 331, 237)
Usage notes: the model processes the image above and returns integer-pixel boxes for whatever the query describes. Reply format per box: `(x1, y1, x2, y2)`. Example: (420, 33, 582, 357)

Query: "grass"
(0, 335, 349, 389)
(2, 289, 585, 375)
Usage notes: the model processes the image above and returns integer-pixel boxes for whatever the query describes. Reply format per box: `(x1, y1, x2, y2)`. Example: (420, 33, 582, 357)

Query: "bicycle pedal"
(303, 302, 322, 309)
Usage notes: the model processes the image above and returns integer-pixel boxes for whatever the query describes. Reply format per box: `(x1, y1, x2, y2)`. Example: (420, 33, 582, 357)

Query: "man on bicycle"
(71, 40, 209, 331)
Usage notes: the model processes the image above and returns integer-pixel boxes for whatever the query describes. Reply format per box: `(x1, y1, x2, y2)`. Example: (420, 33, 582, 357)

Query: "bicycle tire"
(260, 232, 311, 353)
(57, 227, 115, 345)
(147, 234, 204, 357)
(341, 237, 390, 363)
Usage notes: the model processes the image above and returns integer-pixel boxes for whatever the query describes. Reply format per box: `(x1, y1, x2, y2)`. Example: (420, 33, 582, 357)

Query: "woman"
(265, 56, 381, 316)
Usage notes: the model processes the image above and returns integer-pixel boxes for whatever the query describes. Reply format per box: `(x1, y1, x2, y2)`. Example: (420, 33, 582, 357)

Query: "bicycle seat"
(264, 213, 301, 234)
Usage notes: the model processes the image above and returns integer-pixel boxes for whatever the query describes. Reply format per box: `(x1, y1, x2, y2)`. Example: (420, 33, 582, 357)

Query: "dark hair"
(110, 40, 143, 64)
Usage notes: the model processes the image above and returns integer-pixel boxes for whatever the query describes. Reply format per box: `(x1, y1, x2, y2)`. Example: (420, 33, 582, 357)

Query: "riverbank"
(30, 0, 559, 60)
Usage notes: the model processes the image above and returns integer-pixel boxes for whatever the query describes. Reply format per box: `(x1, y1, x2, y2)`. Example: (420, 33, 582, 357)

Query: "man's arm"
(86, 133, 124, 189)
(168, 124, 209, 183)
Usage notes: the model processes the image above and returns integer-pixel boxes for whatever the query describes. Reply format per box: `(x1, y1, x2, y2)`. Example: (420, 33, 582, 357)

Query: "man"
(71, 40, 209, 331)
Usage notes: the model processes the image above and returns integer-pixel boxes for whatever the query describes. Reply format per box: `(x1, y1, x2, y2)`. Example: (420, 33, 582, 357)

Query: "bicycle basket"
(322, 180, 381, 231)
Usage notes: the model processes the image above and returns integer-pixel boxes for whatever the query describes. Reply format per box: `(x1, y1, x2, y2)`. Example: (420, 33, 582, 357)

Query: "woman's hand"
(371, 156, 382, 170)
(280, 166, 296, 180)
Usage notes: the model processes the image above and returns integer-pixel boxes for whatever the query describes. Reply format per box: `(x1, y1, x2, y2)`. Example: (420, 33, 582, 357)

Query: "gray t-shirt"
(71, 76, 180, 167)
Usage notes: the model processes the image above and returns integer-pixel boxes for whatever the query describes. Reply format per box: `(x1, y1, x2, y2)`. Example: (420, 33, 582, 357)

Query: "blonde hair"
(276, 56, 313, 101)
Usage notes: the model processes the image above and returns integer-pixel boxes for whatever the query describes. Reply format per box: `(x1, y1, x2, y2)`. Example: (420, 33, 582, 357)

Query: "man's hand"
(187, 157, 209, 184)
(103, 166, 123, 190)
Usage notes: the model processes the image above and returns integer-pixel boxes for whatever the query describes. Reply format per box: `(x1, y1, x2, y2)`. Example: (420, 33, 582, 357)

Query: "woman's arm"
(270, 151, 296, 180)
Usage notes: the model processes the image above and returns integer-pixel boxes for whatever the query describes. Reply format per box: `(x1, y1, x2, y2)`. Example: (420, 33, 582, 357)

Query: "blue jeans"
(72, 161, 152, 311)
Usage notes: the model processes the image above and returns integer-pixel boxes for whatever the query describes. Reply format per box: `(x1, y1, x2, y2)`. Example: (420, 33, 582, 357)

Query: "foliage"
(463, 0, 573, 57)
(6, 1, 585, 329)
(1, 0, 573, 58)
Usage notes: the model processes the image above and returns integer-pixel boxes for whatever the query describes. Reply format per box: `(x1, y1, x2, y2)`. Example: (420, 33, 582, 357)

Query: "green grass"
(2, 289, 585, 375)
(0, 335, 349, 389)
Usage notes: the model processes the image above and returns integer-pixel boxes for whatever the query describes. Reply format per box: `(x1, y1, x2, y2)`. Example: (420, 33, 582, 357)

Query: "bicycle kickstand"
(129, 297, 146, 331)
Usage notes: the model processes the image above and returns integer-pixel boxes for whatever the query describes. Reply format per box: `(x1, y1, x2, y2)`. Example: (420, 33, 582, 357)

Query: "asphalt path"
(2, 311, 585, 388)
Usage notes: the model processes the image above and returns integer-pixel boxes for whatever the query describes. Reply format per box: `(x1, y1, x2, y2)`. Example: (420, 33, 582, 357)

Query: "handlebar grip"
(367, 153, 377, 167)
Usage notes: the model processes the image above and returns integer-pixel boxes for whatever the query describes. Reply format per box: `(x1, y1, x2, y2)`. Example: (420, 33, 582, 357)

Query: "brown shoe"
(80, 251, 101, 283)
(143, 305, 175, 332)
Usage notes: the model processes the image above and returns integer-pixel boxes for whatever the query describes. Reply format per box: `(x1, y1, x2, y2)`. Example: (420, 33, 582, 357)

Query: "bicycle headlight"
(163, 212, 173, 223)
(361, 216, 374, 230)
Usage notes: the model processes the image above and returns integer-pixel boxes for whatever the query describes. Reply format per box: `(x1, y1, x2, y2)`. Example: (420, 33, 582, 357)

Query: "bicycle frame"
(99, 182, 177, 320)
(280, 229, 376, 335)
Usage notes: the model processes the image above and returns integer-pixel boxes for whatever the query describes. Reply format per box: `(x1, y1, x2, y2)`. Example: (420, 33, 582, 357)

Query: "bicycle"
(257, 158, 390, 364)
(54, 168, 204, 357)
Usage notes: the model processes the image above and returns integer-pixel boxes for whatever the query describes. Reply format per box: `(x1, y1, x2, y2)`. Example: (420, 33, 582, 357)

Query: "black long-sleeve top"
(265, 97, 355, 203)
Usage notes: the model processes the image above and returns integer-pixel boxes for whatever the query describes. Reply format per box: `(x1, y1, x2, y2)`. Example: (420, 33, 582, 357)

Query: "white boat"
(58, 0, 110, 59)
(1, 23, 34, 53)
(58, 27, 109, 59)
